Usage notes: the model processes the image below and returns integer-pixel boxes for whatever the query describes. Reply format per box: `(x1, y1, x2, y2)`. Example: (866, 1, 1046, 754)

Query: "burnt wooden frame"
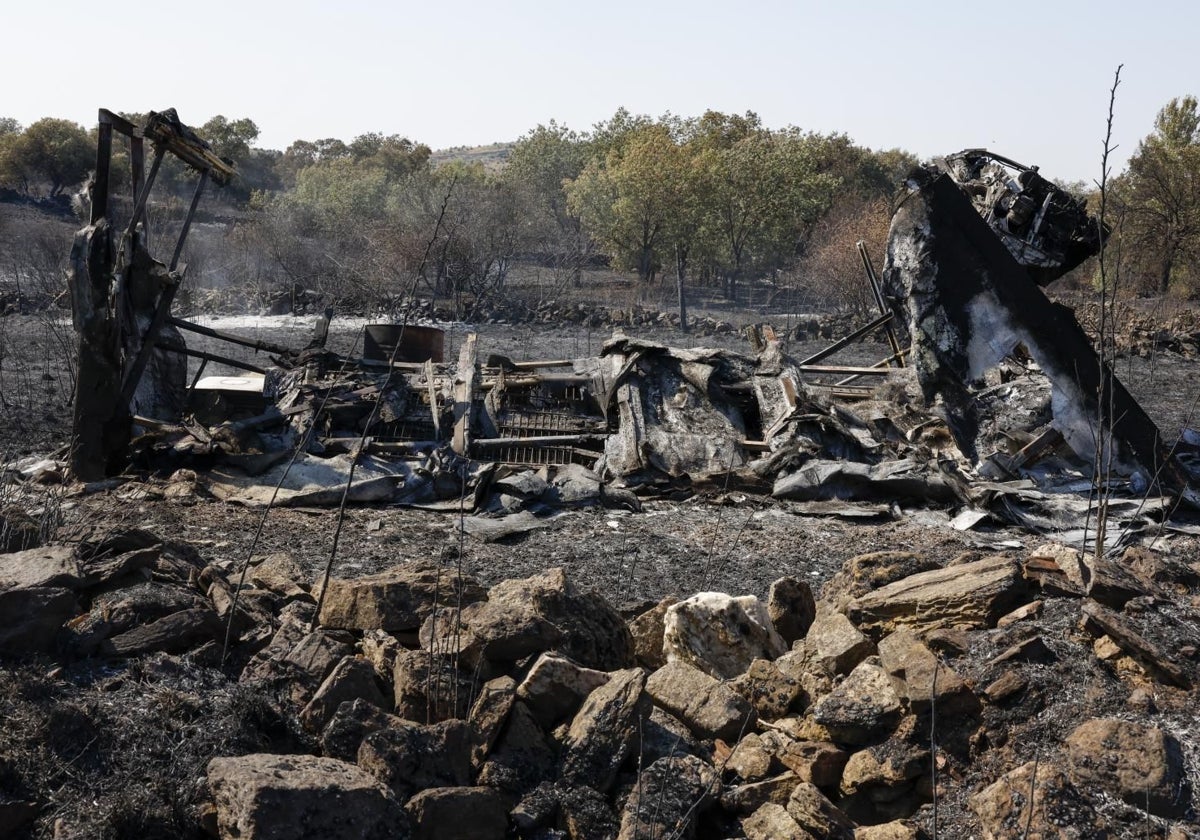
(70, 108, 236, 479)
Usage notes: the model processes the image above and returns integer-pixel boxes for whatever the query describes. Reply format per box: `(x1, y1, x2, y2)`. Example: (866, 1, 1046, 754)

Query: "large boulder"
(876, 628, 978, 715)
(316, 561, 486, 633)
(810, 659, 903, 745)
(465, 568, 632, 670)
(475, 700, 556, 798)
(821, 551, 938, 612)
(616, 754, 719, 840)
(300, 655, 387, 732)
(1064, 717, 1190, 819)
(767, 576, 817, 646)
(646, 660, 756, 741)
(0, 586, 77, 654)
(662, 592, 787, 679)
(628, 596, 677, 669)
(404, 786, 508, 840)
(206, 753, 406, 840)
(516, 651, 611, 730)
(393, 649, 476, 722)
(846, 555, 1026, 635)
(970, 760, 1109, 839)
(804, 607, 875, 677)
(357, 720, 472, 801)
(560, 667, 650, 793)
(0, 545, 80, 589)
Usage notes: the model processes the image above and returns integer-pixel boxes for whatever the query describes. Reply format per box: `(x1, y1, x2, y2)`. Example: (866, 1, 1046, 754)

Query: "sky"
(2, 0, 1197, 183)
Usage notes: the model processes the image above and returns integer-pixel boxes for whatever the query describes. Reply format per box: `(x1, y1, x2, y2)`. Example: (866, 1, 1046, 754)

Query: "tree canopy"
(1114, 95, 1200, 294)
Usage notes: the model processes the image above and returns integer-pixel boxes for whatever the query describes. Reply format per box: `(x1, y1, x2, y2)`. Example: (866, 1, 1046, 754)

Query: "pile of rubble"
(2, 529, 1197, 838)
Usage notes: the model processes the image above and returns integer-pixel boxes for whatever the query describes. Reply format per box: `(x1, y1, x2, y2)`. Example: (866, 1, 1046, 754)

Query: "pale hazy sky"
(3, 0, 1196, 182)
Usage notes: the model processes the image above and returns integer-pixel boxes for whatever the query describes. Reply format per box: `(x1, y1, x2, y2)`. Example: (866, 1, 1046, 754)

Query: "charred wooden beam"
(168, 317, 295, 356)
(798, 311, 893, 367)
(156, 343, 268, 375)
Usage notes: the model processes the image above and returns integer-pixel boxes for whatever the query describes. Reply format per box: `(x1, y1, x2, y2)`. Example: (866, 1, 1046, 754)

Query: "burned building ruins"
(66, 112, 1199, 549)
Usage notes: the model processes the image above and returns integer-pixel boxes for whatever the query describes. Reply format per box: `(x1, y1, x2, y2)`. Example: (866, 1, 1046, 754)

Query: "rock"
(616, 754, 719, 840)
(742, 802, 814, 840)
(560, 667, 649, 793)
(357, 719, 472, 801)
(0, 506, 41, 553)
(467, 568, 632, 670)
(404, 786, 508, 840)
(995, 599, 1042, 627)
(321, 698, 402, 762)
(467, 675, 517, 768)
(772, 648, 832, 710)
(476, 700, 555, 798)
(638, 706, 705, 764)
(558, 783, 619, 840)
(1064, 717, 1190, 818)
(662, 592, 786, 679)
(989, 635, 1056, 666)
(1080, 599, 1198, 688)
(727, 733, 774, 781)
(877, 628, 977, 715)
(805, 607, 876, 676)
(0, 545, 79, 589)
(784, 782, 857, 839)
(982, 670, 1026, 704)
(729, 658, 805, 721)
(822, 551, 938, 612)
(970, 760, 1109, 840)
(316, 561, 486, 633)
(646, 660, 756, 741)
(811, 660, 902, 745)
(393, 648, 475, 722)
(768, 577, 817, 645)
(206, 753, 405, 840)
(1024, 542, 1087, 595)
(517, 651, 611, 730)
(840, 738, 929, 799)
(0, 586, 76, 654)
(758, 731, 847, 787)
(419, 603, 484, 664)
(300, 655, 387, 732)
(100, 607, 221, 657)
(361, 629, 403, 680)
(854, 822, 922, 839)
(249, 552, 311, 600)
(721, 772, 800, 815)
(846, 555, 1026, 634)
(628, 596, 677, 669)
(510, 782, 560, 834)
(239, 601, 313, 680)
(923, 627, 970, 657)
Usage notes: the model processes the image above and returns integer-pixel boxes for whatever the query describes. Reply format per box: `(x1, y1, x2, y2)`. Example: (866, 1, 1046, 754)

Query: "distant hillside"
(430, 142, 514, 170)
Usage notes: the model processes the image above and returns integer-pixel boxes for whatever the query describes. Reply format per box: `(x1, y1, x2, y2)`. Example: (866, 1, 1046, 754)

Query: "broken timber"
(69, 108, 236, 480)
(883, 169, 1195, 503)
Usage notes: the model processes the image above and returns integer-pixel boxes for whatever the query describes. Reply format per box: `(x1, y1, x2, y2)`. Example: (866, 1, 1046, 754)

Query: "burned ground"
(2, 310, 1200, 838)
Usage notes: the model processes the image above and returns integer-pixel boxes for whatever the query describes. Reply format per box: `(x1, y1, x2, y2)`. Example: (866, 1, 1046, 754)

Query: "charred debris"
(65, 114, 1199, 549)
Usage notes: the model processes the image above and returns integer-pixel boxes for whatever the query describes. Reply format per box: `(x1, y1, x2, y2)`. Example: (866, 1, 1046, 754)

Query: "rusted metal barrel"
(363, 324, 445, 363)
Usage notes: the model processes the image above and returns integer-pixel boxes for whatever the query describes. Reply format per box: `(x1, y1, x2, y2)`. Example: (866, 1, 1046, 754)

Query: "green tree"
(199, 115, 260, 166)
(0, 117, 92, 196)
(1115, 95, 1200, 294)
(566, 122, 679, 281)
(698, 125, 838, 298)
(504, 121, 591, 278)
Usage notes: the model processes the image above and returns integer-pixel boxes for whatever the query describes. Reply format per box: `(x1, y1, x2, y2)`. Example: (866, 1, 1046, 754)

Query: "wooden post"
(451, 333, 478, 455)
